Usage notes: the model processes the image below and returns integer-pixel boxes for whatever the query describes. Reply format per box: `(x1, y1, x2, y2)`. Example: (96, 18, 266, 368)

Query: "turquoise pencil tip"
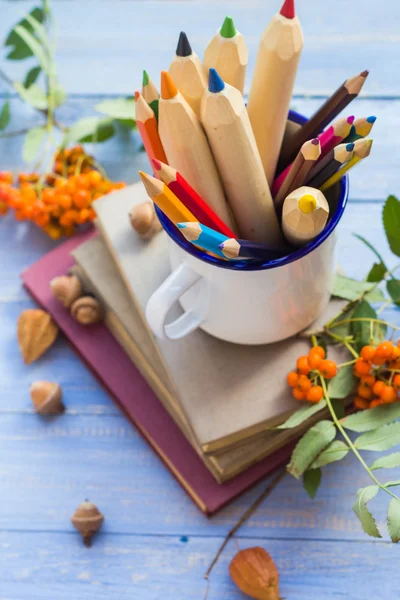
(208, 68, 225, 93)
(346, 142, 355, 151)
(177, 223, 185, 229)
(367, 116, 377, 123)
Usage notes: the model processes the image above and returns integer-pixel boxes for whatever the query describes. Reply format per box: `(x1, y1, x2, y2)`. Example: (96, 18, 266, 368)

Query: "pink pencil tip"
(152, 158, 161, 170)
(347, 116, 355, 124)
(280, 0, 295, 19)
(311, 138, 320, 145)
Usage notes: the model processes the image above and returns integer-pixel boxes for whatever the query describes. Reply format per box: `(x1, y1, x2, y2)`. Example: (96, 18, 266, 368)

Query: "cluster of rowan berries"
(287, 346, 337, 403)
(0, 146, 125, 239)
(353, 341, 400, 410)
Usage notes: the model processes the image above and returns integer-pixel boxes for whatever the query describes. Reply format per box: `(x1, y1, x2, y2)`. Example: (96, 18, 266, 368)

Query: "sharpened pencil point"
(311, 138, 319, 145)
(361, 70, 369, 78)
(367, 116, 377, 123)
(152, 158, 161, 171)
(176, 31, 192, 57)
(280, 0, 295, 19)
(208, 68, 225, 93)
(220, 16, 237, 38)
(134, 90, 140, 101)
(298, 194, 317, 214)
(347, 116, 355, 124)
(161, 71, 178, 99)
(142, 70, 149, 87)
(345, 143, 355, 151)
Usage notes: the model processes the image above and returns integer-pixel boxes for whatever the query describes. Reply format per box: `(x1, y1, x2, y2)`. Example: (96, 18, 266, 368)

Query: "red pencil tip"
(134, 91, 140, 100)
(280, 0, 295, 19)
(152, 158, 161, 171)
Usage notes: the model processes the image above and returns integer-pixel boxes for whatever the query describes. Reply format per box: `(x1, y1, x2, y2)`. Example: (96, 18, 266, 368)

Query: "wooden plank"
(0, 531, 398, 599)
(0, 0, 399, 95)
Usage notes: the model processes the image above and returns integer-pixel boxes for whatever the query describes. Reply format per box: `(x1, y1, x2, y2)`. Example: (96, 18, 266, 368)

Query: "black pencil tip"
(176, 31, 192, 57)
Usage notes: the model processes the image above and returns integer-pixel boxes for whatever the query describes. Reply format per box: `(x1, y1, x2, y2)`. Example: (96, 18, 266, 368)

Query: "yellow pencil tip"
(161, 71, 178, 99)
(298, 194, 317, 214)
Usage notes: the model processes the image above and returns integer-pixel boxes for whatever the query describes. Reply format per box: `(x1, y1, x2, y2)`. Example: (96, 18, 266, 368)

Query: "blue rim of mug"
(155, 109, 349, 271)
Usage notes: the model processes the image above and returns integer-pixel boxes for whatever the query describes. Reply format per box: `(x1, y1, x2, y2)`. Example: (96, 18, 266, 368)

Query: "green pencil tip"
(142, 70, 149, 87)
(220, 16, 236, 38)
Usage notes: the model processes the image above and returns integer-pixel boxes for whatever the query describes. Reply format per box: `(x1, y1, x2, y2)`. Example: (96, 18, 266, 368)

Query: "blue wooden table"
(1, 1, 399, 598)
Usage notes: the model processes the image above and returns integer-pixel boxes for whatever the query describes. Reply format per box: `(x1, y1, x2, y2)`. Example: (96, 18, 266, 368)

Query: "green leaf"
(330, 398, 345, 419)
(352, 485, 381, 538)
(53, 84, 67, 109)
(383, 195, 400, 257)
(66, 117, 115, 144)
(24, 66, 41, 88)
(387, 279, 400, 307)
(370, 451, 400, 471)
(384, 480, 400, 488)
(14, 25, 49, 73)
(24, 13, 51, 54)
(332, 275, 385, 303)
(22, 127, 46, 163)
(328, 364, 357, 399)
(95, 98, 136, 121)
(287, 420, 336, 479)
(14, 82, 47, 110)
(367, 262, 387, 283)
(310, 440, 349, 469)
(342, 403, 400, 433)
(355, 421, 400, 452)
(0, 101, 11, 131)
(5, 7, 45, 61)
(328, 304, 356, 340)
(351, 299, 385, 352)
(387, 498, 400, 543)
(303, 468, 321, 499)
(276, 400, 326, 429)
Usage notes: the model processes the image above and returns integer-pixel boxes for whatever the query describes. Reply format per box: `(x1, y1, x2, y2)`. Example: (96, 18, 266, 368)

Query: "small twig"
(204, 468, 286, 580)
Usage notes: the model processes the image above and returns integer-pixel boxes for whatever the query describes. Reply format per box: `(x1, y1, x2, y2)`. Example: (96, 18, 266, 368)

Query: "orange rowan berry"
(371, 355, 387, 366)
(360, 374, 376, 389)
(391, 346, 400, 361)
(354, 397, 370, 410)
(308, 346, 325, 369)
(42, 187, 56, 204)
(44, 223, 63, 240)
(380, 385, 397, 404)
(87, 208, 96, 221)
(287, 372, 299, 387)
(67, 165, 76, 176)
(296, 356, 311, 375)
(354, 358, 372, 377)
(73, 189, 91, 209)
(54, 177, 68, 190)
(75, 174, 90, 190)
(370, 399, 384, 408)
(34, 213, 50, 228)
(319, 359, 337, 379)
(357, 384, 373, 400)
(57, 193, 73, 211)
(88, 170, 102, 187)
(18, 172, 39, 184)
(296, 375, 312, 394)
(293, 388, 307, 401)
(373, 380, 385, 396)
(92, 191, 104, 201)
(113, 182, 126, 190)
(393, 375, 400, 389)
(306, 385, 324, 403)
(0, 171, 13, 184)
(54, 160, 64, 175)
(59, 210, 78, 227)
(360, 345, 376, 362)
(375, 341, 394, 360)
(77, 208, 91, 224)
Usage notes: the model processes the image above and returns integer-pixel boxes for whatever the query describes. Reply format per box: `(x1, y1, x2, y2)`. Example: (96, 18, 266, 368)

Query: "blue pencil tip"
(208, 68, 225, 93)
(346, 142, 355, 151)
(367, 116, 377, 123)
(177, 223, 185, 229)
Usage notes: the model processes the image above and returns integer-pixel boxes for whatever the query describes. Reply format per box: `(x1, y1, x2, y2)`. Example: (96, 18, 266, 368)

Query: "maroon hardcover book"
(22, 231, 293, 515)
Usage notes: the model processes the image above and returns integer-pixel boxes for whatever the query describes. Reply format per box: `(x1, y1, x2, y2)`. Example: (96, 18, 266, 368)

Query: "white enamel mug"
(146, 112, 349, 345)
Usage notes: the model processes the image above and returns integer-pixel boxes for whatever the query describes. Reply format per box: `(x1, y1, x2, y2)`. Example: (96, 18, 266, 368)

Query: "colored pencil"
(135, 91, 167, 170)
(177, 222, 229, 259)
(317, 115, 355, 157)
(158, 71, 235, 231)
(203, 16, 248, 94)
(247, 0, 303, 185)
(201, 69, 283, 246)
(320, 138, 373, 191)
(152, 159, 236, 238)
(344, 116, 376, 143)
(142, 70, 159, 121)
(168, 31, 207, 116)
(139, 172, 196, 225)
(282, 186, 330, 247)
(272, 138, 321, 210)
(283, 70, 369, 166)
(306, 142, 354, 189)
(219, 238, 285, 261)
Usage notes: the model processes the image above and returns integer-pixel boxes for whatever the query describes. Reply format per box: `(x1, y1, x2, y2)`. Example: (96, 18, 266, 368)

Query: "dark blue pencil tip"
(367, 116, 377, 123)
(208, 68, 225, 93)
(346, 143, 355, 151)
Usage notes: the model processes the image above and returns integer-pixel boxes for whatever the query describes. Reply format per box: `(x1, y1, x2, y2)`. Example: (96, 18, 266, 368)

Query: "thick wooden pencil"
(201, 69, 283, 246)
(317, 115, 355, 157)
(320, 138, 373, 191)
(135, 91, 167, 170)
(344, 116, 376, 142)
(177, 222, 229, 259)
(306, 142, 354, 189)
(158, 71, 235, 231)
(152, 159, 236, 238)
(139, 172, 196, 224)
(247, 0, 303, 185)
(142, 70, 159, 121)
(283, 70, 369, 166)
(203, 16, 248, 94)
(272, 138, 321, 210)
(168, 31, 207, 116)
(219, 238, 285, 261)
(282, 186, 330, 247)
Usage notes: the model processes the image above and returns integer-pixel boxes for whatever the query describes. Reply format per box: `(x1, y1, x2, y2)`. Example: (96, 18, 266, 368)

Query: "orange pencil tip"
(161, 71, 178, 99)
(134, 91, 140, 100)
(152, 158, 162, 171)
(280, 0, 295, 19)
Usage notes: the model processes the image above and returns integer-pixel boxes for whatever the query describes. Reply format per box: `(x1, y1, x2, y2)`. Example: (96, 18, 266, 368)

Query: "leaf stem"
(325, 330, 359, 359)
(327, 317, 400, 333)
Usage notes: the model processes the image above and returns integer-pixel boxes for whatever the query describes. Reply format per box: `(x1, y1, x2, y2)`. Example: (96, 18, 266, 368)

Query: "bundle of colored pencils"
(136, 0, 374, 260)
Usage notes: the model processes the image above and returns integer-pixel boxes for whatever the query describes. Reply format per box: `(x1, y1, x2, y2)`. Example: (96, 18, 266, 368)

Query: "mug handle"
(146, 263, 205, 340)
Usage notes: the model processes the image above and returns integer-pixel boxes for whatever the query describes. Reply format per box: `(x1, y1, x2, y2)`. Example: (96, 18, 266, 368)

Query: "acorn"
(50, 274, 82, 308)
(71, 501, 104, 547)
(70, 296, 103, 325)
(129, 201, 162, 239)
(30, 381, 64, 415)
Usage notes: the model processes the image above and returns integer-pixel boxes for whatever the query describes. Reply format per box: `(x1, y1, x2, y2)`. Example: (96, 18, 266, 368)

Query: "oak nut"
(30, 381, 64, 415)
(50, 274, 82, 308)
(129, 201, 162, 239)
(71, 501, 104, 547)
(70, 296, 103, 325)
(229, 547, 280, 600)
